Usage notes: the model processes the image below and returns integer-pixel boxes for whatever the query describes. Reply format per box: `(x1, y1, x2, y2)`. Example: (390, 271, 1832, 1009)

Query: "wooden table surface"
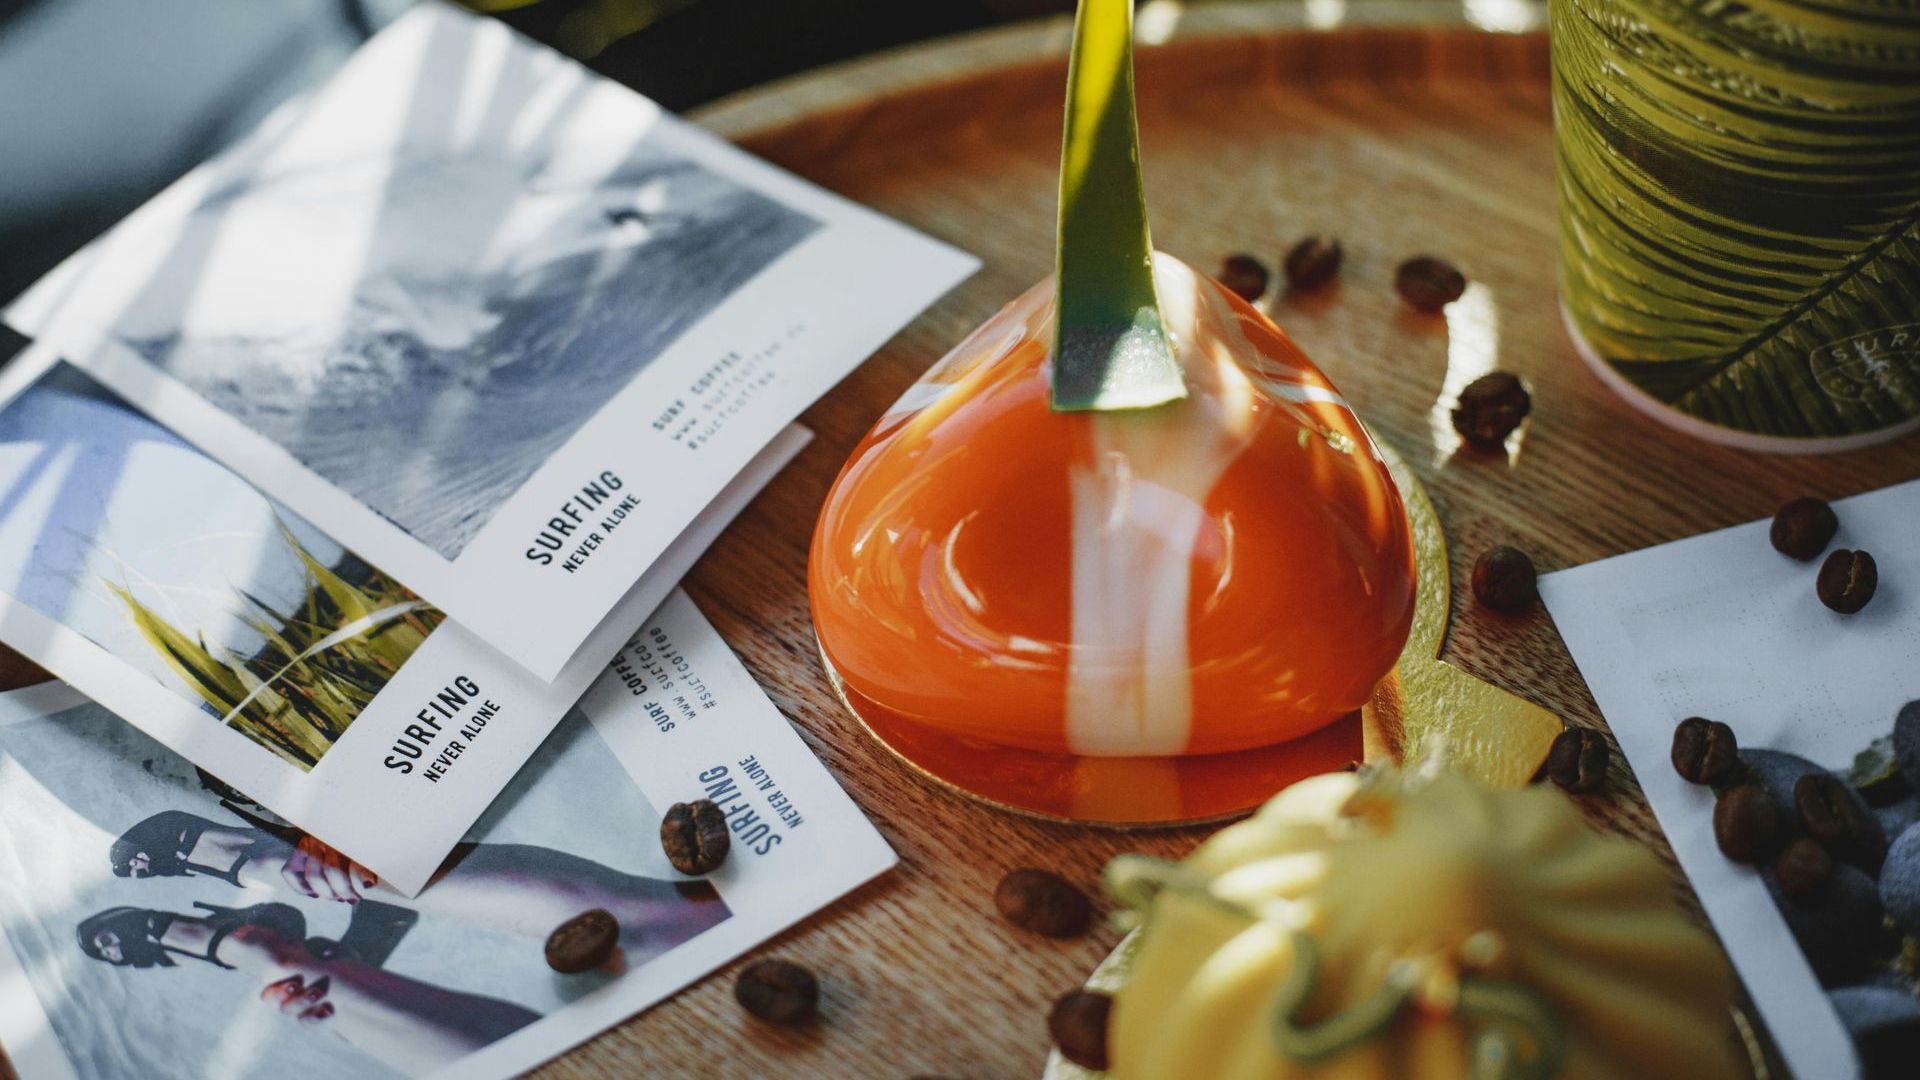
(7, 5, 1917, 1079)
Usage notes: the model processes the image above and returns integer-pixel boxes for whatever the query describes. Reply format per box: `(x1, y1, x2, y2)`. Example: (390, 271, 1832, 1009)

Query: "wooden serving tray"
(533, 4, 1920, 1078)
(6, 4, 1912, 1079)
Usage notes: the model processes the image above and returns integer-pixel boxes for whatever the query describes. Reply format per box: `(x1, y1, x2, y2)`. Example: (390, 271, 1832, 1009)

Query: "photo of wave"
(114, 140, 820, 560)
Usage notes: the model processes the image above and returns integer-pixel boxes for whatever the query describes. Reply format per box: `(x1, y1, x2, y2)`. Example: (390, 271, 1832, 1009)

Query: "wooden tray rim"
(691, 0, 1548, 141)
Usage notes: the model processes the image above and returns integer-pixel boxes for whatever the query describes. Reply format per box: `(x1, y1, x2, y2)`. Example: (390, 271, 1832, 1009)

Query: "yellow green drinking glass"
(1554, 0, 1920, 451)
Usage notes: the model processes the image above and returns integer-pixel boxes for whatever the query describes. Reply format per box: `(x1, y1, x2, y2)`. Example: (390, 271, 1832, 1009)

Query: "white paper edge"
(0, 595, 900, 1080)
(5, 2, 978, 682)
(0, 682, 90, 1080)
(1535, 490, 1908, 1080)
(0, 337, 813, 894)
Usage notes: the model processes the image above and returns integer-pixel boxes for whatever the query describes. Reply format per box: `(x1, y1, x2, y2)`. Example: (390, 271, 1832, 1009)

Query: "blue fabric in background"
(0, 0, 1031, 312)
(0, 1, 417, 307)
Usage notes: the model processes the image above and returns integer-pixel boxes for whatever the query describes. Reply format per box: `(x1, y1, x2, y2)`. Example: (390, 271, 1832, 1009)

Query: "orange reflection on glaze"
(809, 254, 1415, 813)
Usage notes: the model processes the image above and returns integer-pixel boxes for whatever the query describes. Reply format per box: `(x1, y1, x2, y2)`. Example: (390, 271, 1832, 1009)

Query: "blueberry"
(1830, 985, 1920, 1033)
(1859, 969, 1915, 993)
(1829, 986, 1920, 1080)
(1764, 864, 1885, 986)
(1742, 748, 1825, 808)
(1874, 798, 1920, 846)
(1879, 823, 1920, 936)
(1895, 701, 1920, 791)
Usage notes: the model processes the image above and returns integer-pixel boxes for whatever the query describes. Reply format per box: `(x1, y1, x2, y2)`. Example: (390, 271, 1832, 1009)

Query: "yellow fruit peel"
(1365, 443, 1561, 786)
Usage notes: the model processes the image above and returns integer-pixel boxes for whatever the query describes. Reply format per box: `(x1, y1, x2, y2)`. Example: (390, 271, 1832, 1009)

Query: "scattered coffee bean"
(1282, 235, 1343, 291)
(545, 909, 619, 973)
(994, 868, 1094, 938)
(1774, 837, 1836, 898)
(1451, 371, 1532, 447)
(1795, 773, 1884, 868)
(1394, 255, 1466, 312)
(660, 799, 731, 875)
(1770, 497, 1838, 561)
(735, 959, 819, 1024)
(1218, 253, 1270, 302)
(1671, 717, 1739, 787)
(1546, 727, 1609, 793)
(1715, 785, 1785, 864)
(1471, 545, 1538, 613)
(1817, 549, 1877, 614)
(1048, 989, 1113, 1071)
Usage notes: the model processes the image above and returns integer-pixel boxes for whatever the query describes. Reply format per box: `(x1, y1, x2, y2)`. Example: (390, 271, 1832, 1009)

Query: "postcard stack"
(0, 5, 974, 1078)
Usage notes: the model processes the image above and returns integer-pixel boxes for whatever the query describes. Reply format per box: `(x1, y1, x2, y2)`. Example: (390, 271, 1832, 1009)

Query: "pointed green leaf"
(276, 517, 374, 624)
(1052, 0, 1185, 412)
(108, 583, 249, 705)
(103, 521, 441, 772)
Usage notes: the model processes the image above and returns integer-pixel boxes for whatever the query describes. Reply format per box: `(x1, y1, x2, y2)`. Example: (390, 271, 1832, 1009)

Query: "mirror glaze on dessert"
(810, 253, 1415, 782)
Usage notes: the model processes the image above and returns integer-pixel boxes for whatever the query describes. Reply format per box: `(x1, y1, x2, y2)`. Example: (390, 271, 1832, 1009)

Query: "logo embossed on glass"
(1810, 324, 1920, 403)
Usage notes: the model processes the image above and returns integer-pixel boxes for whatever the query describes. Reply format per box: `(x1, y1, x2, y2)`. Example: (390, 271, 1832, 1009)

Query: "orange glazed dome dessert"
(809, 252, 1417, 815)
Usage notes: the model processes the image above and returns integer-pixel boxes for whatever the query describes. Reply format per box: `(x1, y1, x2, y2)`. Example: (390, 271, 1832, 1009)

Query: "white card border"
(7, 2, 977, 681)
(0, 338, 811, 893)
(1535, 484, 1920, 1080)
(0, 589, 898, 1080)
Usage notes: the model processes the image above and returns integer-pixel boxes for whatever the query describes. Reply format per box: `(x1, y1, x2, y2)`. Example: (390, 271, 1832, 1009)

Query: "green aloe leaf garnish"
(1051, 0, 1186, 412)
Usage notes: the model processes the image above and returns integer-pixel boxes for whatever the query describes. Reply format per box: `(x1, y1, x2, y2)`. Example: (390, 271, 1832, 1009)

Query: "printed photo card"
(0, 339, 808, 893)
(1541, 479, 1920, 1080)
(0, 592, 893, 1079)
(7, 0, 976, 681)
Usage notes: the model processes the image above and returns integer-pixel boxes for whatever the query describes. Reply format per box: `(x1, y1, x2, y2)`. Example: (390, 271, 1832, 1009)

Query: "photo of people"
(0, 691, 730, 1080)
(0, 362, 441, 770)
(101, 52, 820, 561)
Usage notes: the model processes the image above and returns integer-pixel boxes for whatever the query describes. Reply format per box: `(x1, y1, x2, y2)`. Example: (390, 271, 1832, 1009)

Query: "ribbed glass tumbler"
(1553, 0, 1920, 451)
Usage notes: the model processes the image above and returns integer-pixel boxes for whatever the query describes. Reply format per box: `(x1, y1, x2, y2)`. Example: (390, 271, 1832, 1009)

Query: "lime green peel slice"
(1051, 0, 1186, 412)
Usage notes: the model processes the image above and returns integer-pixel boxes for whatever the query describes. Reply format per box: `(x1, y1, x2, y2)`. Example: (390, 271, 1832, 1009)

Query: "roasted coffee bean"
(1817, 549, 1878, 614)
(1218, 253, 1270, 302)
(1714, 785, 1785, 864)
(1546, 727, 1609, 793)
(1774, 837, 1837, 898)
(1048, 989, 1113, 1071)
(1796, 773, 1884, 868)
(1471, 545, 1538, 613)
(660, 799, 730, 875)
(1451, 372, 1532, 447)
(735, 959, 819, 1024)
(1671, 717, 1739, 786)
(1770, 497, 1838, 561)
(1282, 236, 1343, 291)
(995, 868, 1094, 938)
(545, 909, 619, 973)
(1394, 255, 1466, 311)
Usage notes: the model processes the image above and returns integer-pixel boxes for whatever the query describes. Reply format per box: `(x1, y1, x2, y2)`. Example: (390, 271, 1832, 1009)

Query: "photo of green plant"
(109, 520, 444, 769)
(0, 362, 443, 771)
